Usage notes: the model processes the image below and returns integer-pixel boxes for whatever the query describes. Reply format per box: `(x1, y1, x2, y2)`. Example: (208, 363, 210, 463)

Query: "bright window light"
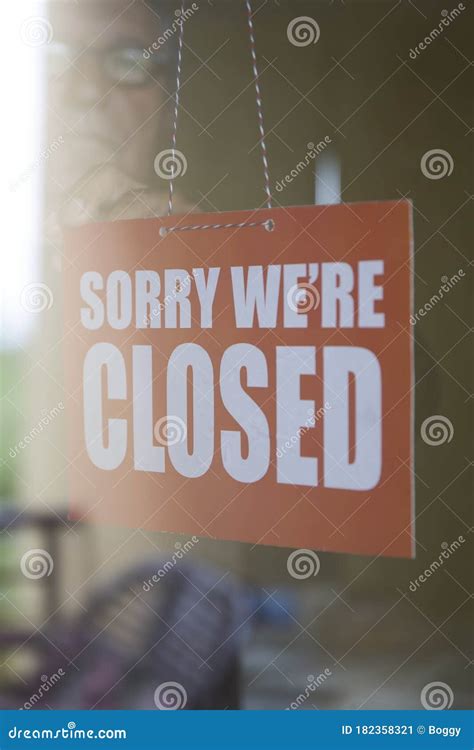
(0, 1, 47, 349)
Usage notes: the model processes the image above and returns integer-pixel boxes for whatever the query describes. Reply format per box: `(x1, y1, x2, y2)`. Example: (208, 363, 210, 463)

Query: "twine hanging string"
(245, 0, 272, 211)
(167, 0, 186, 216)
(160, 218, 274, 236)
(163, 0, 273, 233)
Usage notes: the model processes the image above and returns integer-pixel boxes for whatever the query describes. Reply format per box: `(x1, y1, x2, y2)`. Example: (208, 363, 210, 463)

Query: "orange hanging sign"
(64, 201, 415, 557)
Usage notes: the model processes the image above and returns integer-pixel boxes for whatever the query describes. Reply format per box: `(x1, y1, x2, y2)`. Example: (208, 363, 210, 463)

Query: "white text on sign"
(80, 261, 385, 491)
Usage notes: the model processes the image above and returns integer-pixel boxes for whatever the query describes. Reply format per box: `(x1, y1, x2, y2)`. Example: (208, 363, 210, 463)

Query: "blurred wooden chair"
(0, 507, 248, 709)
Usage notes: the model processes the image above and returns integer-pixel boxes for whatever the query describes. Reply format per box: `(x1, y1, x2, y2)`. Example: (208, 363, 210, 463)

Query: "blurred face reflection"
(47, 1, 174, 209)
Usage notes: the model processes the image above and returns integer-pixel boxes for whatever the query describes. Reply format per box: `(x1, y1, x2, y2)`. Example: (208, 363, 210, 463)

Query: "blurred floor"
(242, 585, 472, 710)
